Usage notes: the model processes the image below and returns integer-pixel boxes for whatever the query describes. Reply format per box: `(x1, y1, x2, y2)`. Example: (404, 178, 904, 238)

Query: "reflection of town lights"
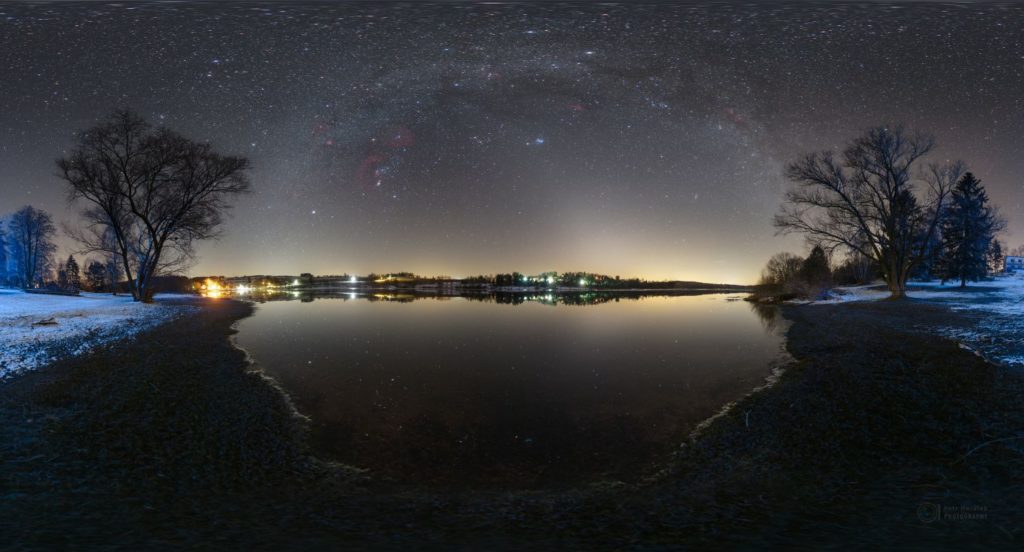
(236, 285, 251, 293)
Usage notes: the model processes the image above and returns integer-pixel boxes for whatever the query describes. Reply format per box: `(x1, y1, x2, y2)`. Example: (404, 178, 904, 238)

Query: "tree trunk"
(960, 278, 967, 288)
(887, 270, 908, 299)
(137, 259, 157, 304)
(137, 276, 152, 303)
(121, 252, 140, 302)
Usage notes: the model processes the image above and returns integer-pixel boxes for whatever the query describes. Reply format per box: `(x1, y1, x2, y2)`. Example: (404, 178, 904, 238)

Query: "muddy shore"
(1, 297, 1021, 548)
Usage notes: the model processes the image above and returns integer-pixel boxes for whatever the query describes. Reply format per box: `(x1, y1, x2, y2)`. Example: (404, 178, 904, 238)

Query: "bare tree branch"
(774, 125, 959, 298)
(58, 109, 250, 303)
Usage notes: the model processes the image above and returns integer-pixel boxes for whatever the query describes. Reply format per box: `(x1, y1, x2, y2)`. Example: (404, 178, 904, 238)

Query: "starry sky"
(1, 2, 1022, 284)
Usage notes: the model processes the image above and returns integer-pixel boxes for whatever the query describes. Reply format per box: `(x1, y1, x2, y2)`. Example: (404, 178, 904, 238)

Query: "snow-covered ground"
(0, 289, 198, 380)
(821, 274, 1024, 367)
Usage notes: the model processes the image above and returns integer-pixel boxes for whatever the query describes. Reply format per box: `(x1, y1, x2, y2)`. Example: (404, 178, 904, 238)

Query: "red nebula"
(356, 153, 388, 187)
(724, 107, 747, 126)
(354, 126, 416, 188)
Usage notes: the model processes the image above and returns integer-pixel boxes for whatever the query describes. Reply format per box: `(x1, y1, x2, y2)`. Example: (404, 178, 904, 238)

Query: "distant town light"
(350, 275, 358, 284)
(546, 276, 554, 285)
(579, 278, 587, 287)
(292, 279, 300, 286)
(236, 284, 251, 294)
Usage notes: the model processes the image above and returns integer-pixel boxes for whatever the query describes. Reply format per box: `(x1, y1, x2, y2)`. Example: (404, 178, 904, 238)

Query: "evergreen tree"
(988, 239, 1005, 275)
(937, 173, 1003, 287)
(799, 245, 832, 290)
(85, 260, 107, 291)
(65, 255, 81, 290)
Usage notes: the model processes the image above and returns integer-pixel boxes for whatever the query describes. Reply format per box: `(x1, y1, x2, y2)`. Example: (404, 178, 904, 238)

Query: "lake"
(234, 291, 786, 488)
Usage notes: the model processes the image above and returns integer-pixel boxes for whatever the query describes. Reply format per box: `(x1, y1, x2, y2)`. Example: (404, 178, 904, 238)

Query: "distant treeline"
(462, 272, 748, 290)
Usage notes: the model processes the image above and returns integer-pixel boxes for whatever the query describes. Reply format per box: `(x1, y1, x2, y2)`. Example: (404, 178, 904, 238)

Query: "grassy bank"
(2, 297, 1022, 548)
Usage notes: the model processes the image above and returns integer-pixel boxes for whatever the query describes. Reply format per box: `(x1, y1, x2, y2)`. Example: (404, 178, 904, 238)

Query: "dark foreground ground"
(1, 297, 1022, 549)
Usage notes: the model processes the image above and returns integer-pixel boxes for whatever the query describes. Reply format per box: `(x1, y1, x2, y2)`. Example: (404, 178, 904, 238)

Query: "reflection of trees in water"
(242, 290, 740, 307)
(478, 291, 656, 306)
(749, 302, 782, 332)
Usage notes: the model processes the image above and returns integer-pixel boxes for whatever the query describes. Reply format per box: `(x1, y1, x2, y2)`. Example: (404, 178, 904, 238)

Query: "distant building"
(1006, 256, 1024, 272)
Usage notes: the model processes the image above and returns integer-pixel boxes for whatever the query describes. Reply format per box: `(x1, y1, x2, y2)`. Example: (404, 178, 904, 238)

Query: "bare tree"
(758, 252, 804, 288)
(58, 110, 251, 303)
(0, 224, 9, 287)
(774, 126, 963, 299)
(8, 206, 57, 288)
(104, 241, 124, 296)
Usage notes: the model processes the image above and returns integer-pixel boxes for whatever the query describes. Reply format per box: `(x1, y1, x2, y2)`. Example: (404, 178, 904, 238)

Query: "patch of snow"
(814, 285, 890, 304)
(0, 290, 196, 380)
(818, 275, 1024, 368)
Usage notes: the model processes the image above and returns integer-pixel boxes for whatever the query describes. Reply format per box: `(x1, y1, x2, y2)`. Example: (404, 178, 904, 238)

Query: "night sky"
(1, 2, 1022, 284)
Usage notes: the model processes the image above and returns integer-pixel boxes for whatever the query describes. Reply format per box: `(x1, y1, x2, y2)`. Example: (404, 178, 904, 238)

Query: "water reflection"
(225, 288, 747, 307)
(234, 291, 784, 488)
(749, 302, 783, 333)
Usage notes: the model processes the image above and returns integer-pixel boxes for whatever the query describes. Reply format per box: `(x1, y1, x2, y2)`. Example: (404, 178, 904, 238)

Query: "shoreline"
(2, 296, 1021, 547)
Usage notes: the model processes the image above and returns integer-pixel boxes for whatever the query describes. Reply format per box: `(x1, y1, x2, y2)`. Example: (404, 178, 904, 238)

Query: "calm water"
(234, 292, 785, 487)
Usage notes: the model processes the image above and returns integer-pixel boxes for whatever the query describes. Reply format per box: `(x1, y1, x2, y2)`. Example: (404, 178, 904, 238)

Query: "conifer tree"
(65, 255, 81, 290)
(988, 239, 1005, 275)
(938, 173, 1003, 287)
(799, 245, 832, 289)
(85, 260, 107, 291)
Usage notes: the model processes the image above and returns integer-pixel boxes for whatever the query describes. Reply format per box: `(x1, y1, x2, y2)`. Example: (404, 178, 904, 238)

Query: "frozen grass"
(0, 289, 197, 379)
